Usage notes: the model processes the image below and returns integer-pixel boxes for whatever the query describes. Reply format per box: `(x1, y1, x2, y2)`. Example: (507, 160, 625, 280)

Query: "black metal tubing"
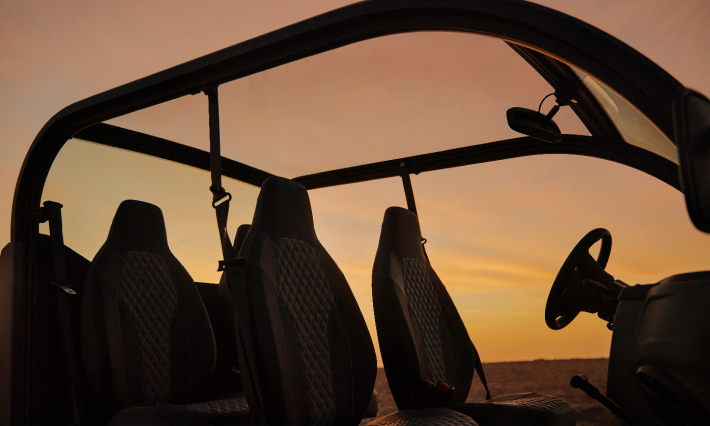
(74, 124, 273, 187)
(295, 135, 680, 191)
(75, 124, 679, 193)
(12, 0, 684, 243)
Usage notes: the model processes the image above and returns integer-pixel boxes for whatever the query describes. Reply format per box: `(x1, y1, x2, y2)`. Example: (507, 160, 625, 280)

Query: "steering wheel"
(545, 228, 612, 330)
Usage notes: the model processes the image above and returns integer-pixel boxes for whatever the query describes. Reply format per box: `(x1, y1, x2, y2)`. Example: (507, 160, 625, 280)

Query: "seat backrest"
(227, 176, 376, 425)
(82, 200, 216, 416)
(372, 207, 475, 410)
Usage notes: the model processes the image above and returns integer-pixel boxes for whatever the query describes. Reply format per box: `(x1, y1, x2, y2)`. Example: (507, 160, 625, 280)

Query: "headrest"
(105, 200, 170, 255)
(248, 176, 317, 246)
(379, 206, 425, 260)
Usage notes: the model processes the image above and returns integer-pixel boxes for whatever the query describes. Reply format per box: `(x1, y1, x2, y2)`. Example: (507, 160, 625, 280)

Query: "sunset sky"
(2, 1, 710, 364)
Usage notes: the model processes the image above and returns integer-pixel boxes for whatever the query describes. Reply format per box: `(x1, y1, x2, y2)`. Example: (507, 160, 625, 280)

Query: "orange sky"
(2, 1, 710, 363)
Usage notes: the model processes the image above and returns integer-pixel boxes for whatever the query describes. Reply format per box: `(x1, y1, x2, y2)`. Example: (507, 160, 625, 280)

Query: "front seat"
(81, 200, 249, 425)
(372, 207, 575, 426)
(221, 177, 479, 426)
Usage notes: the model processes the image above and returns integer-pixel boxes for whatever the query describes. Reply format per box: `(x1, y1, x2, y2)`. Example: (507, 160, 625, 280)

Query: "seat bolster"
(329, 277, 378, 425)
(234, 232, 303, 424)
(373, 261, 425, 410)
(430, 265, 475, 405)
(168, 282, 217, 403)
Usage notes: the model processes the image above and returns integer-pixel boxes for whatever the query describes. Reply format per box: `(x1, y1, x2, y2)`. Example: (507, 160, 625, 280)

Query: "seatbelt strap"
(40, 201, 84, 424)
(472, 344, 491, 400)
(224, 261, 266, 422)
(205, 86, 237, 264)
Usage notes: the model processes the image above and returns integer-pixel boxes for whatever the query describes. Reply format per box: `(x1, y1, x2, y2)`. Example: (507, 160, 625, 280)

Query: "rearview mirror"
(507, 107, 562, 143)
(674, 88, 710, 233)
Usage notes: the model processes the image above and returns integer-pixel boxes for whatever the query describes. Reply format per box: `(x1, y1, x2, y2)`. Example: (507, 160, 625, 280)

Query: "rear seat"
(81, 200, 250, 425)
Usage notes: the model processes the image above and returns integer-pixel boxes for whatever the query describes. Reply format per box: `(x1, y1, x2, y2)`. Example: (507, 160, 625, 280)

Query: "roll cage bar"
(75, 123, 679, 192)
(12, 0, 684, 245)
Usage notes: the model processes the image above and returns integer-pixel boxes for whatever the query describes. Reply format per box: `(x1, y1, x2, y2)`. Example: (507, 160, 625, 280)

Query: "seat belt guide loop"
(57, 284, 77, 295)
(212, 191, 232, 208)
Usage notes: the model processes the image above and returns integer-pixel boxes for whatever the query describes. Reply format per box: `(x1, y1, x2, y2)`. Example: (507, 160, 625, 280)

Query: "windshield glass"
(108, 32, 589, 178)
(40, 138, 259, 284)
(573, 68, 677, 163)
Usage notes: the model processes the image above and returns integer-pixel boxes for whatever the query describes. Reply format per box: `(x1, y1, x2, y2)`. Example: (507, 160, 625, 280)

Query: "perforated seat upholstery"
(222, 177, 377, 425)
(372, 207, 575, 426)
(81, 200, 249, 425)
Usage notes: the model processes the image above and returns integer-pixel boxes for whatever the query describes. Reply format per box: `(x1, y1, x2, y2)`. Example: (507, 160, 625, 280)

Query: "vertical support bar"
(398, 161, 417, 215)
(205, 86, 223, 197)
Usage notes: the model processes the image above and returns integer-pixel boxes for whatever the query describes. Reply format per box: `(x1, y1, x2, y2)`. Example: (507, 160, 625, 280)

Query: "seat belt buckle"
(218, 257, 246, 272)
(411, 378, 455, 408)
(52, 281, 77, 295)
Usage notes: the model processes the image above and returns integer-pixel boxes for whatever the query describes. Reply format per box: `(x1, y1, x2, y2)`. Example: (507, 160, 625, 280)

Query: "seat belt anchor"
(52, 281, 77, 295)
(218, 257, 246, 272)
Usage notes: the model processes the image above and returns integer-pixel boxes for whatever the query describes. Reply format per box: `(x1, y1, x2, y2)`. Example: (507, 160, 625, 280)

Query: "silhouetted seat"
(372, 207, 575, 426)
(81, 200, 249, 425)
(222, 177, 476, 426)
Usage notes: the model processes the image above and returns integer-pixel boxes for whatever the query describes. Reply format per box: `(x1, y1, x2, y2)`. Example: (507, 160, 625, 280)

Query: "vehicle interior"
(2, 1, 710, 425)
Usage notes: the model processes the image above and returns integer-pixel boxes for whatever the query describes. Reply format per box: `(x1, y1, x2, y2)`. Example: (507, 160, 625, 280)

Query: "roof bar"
(74, 124, 679, 193)
(74, 123, 273, 187)
(294, 135, 680, 191)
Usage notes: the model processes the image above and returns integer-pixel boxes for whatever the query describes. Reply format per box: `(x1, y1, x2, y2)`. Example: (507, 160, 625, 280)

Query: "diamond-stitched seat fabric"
(486, 394, 573, 412)
(186, 396, 249, 414)
(275, 236, 336, 423)
(372, 207, 575, 426)
(118, 251, 179, 402)
(450, 393, 575, 426)
(401, 256, 446, 383)
(368, 408, 478, 426)
(82, 200, 250, 425)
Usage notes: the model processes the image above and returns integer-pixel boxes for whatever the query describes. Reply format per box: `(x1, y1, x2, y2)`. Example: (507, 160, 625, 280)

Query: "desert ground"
(362, 358, 625, 425)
